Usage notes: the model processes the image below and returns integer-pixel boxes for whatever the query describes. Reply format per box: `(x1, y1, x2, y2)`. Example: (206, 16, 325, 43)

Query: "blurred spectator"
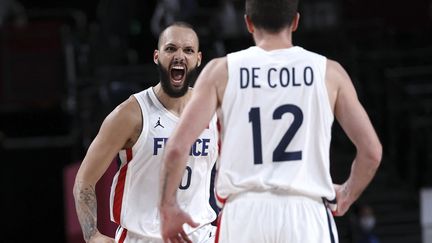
(0, 0, 26, 28)
(91, 0, 156, 66)
(216, 0, 243, 39)
(356, 205, 380, 243)
(150, 0, 198, 37)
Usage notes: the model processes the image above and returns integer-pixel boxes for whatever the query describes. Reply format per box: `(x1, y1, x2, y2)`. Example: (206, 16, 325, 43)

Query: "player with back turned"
(158, 0, 382, 242)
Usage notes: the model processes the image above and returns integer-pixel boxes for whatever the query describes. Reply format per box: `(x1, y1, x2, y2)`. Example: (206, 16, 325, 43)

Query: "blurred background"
(0, 0, 431, 242)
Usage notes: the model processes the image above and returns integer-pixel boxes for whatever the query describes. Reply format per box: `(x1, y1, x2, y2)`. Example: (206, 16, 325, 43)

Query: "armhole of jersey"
(212, 115, 220, 170)
(221, 54, 235, 113)
(130, 92, 150, 159)
(317, 56, 334, 132)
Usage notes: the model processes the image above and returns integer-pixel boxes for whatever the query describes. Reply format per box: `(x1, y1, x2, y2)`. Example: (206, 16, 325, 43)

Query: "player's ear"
(153, 50, 159, 65)
(197, 51, 202, 67)
(244, 14, 254, 34)
(291, 13, 300, 32)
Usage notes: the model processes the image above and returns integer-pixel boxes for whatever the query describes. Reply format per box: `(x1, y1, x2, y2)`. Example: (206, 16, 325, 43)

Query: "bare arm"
(73, 97, 141, 242)
(159, 57, 227, 242)
(326, 60, 382, 216)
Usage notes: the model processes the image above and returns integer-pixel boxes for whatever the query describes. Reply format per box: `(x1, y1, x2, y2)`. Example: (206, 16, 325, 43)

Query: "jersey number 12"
(249, 104, 303, 164)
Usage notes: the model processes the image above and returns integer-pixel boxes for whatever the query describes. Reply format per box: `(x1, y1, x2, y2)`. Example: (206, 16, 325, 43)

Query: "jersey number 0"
(249, 104, 303, 164)
(179, 166, 192, 190)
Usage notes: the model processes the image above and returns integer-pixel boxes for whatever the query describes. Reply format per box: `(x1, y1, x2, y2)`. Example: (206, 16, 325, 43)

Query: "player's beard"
(157, 60, 198, 98)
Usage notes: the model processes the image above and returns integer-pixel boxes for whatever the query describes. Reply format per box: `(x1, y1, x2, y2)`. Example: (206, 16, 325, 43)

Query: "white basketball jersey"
(109, 87, 218, 238)
(216, 46, 335, 204)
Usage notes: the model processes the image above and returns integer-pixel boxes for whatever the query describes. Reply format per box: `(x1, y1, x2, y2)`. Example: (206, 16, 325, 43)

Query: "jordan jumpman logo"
(154, 117, 164, 128)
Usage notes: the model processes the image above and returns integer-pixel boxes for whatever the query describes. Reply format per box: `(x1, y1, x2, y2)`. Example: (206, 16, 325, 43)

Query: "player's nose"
(173, 49, 187, 61)
(172, 55, 185, 65)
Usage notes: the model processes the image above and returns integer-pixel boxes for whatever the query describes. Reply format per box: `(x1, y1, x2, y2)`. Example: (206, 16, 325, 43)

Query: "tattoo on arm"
(73, 181, 98, 241)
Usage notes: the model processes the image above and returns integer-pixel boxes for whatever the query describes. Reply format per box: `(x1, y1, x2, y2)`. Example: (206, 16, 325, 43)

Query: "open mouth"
(170, 65, 186, 85)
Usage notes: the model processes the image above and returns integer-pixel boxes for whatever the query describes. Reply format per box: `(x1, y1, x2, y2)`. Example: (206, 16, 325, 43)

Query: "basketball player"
(73, 22, 218, 243)
(158, 0, 382, 242)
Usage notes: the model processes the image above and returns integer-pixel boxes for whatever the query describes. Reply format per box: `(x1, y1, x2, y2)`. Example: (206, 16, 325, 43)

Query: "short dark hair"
(245, 0, 299, 33)
(157, 22, 199, 49)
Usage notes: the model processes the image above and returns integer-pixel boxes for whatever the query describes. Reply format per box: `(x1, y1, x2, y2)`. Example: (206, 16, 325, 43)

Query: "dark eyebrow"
(163, 43, 196, 51)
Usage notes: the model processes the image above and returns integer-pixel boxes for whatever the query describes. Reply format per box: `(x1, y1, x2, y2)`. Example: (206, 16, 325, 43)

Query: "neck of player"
(253, 27, 294, 51)
(153, 83, 192, 117)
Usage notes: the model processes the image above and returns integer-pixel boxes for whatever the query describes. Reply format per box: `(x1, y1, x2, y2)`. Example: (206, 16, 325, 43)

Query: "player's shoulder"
(114, 95, 140, 113)
(107, 95, 141, 125)
(206, 57, 227, 70)
(199, 57, 228, 84)
(326, 59, 343, 70)
(325, 58, 354, 97)
(326, 59, 350, 82)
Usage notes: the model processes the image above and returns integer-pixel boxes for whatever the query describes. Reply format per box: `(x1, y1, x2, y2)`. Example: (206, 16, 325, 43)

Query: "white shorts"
(115, 224, 216, 243)
(215, 191, 338, 243)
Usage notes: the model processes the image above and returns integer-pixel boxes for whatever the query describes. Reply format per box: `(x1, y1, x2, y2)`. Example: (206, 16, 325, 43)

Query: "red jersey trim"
(113, 148, 133, 224)
(118, 227, 128, 243)
(215, 211, 223, 243)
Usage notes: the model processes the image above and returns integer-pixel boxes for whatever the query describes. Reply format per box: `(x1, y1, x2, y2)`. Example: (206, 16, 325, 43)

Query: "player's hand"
(160, 204, 199, 243)
(332, 183, 353, 216)
(88, 231, 115, 243)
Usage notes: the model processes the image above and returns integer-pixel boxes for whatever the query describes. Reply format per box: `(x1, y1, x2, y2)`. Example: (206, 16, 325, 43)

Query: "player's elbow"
(364, 141, 382, 170)
(165, 140, 187, 162)
(166, 144, 182, 159)
(72, 179, 81, 201)
(73, 173, 94, 202)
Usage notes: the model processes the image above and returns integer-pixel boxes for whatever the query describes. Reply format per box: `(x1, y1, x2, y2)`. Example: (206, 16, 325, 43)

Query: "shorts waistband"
(227, 190, 324, 204)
